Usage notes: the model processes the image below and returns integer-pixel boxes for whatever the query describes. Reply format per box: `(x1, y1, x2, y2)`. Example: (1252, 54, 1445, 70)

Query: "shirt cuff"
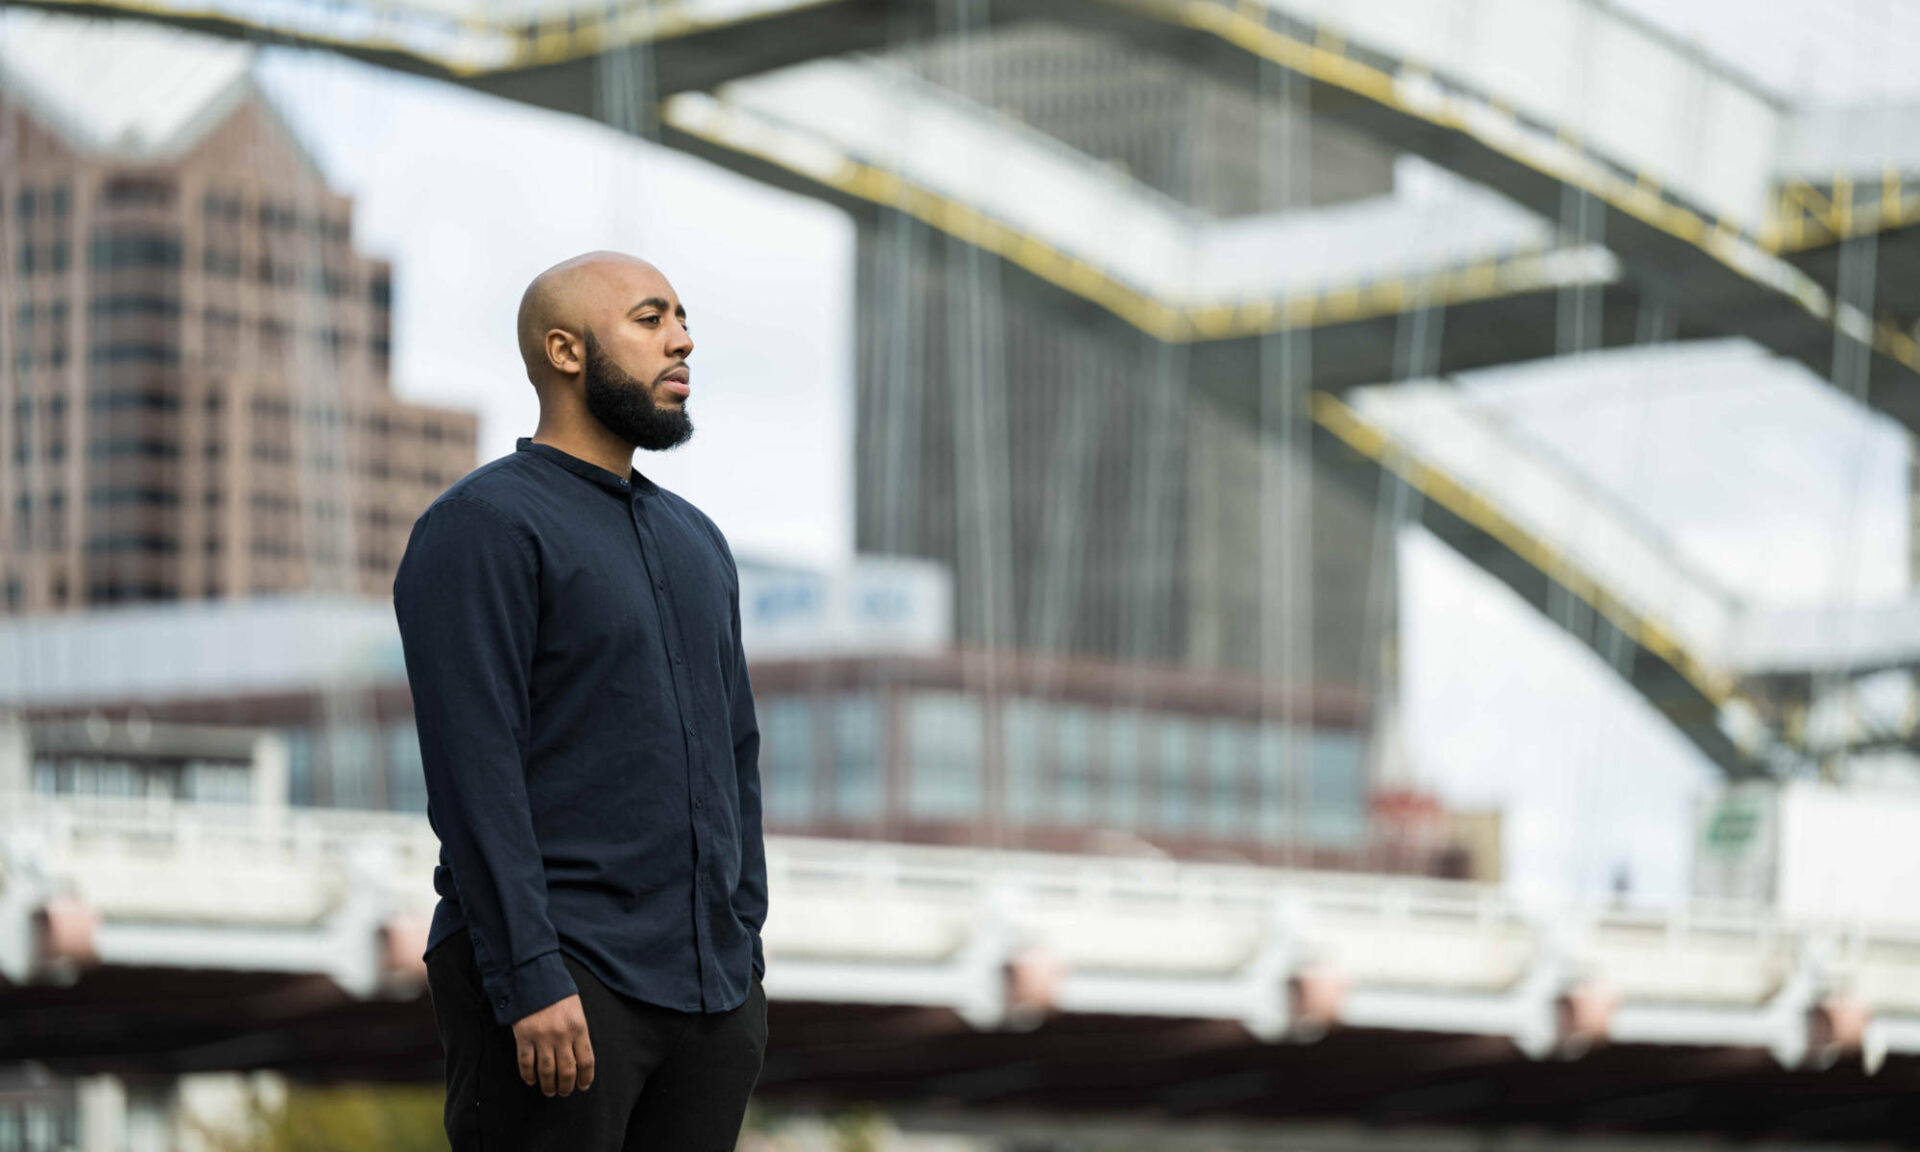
(483, 949, 577, 1027)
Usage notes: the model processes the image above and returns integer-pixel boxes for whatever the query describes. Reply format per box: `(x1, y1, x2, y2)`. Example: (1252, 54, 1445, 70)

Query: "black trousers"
(425, 928, 767, 1150)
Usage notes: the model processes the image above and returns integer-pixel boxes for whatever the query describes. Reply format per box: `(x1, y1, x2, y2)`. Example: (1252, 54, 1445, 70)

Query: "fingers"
(573, 1029, 596, 1093)
(510, 995, 592, 1097)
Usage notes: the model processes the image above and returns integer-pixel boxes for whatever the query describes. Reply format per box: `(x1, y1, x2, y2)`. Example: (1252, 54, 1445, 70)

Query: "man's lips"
(659, 367, 691, 397)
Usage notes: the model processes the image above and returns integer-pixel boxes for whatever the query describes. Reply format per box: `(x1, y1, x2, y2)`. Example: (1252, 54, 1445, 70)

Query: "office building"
(1, 54, 476, 614)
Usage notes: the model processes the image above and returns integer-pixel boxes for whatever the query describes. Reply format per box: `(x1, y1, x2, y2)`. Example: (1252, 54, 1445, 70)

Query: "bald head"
(516, 250, 666, 386)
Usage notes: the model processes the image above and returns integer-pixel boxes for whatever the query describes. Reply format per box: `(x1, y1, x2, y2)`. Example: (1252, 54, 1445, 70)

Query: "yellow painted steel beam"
(1095, 0, 1919, 375)
(28, 0, 1919, 370)
(1310, 390, 1743, 719)
(663, 96, 1608, 345)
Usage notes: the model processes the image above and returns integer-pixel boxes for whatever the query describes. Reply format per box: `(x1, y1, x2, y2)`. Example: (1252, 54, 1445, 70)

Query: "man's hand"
(512, 994, 594, 1096)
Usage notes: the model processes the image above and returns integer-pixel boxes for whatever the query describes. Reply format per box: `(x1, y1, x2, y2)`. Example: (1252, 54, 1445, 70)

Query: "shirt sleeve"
(393, 493, 578, 1026)
(721, 538, 767, 979)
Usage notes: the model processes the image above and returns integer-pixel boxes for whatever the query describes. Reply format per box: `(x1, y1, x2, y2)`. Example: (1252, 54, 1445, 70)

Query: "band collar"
(516, 437, 657, 497)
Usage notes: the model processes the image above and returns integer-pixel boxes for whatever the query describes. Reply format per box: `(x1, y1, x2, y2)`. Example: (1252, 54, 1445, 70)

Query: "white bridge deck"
(6, 793, 1920, 1071)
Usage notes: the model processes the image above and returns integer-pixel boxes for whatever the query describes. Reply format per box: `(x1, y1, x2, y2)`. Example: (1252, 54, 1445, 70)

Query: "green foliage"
(185, 1080, 449, 1152)
(828, 1105, 886, 1152)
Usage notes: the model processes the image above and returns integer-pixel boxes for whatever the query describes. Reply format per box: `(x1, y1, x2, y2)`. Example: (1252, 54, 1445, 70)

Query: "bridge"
(27, 0, 1920, 428)
(7, 793, 1920, 1138)
(17, 0, 1918, 777)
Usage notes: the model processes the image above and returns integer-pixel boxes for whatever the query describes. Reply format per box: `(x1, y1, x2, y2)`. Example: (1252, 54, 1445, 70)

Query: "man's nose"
(670, 322, 693, 358)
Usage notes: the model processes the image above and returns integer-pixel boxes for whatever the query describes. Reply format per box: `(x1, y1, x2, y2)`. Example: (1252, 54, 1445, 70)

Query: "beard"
(581, 328, 694, 452)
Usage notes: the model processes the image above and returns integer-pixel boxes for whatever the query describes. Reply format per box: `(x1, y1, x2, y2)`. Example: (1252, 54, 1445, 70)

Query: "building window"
(1002, 697, 1045, 824)
(907, 691, 982, 821)
(89, 387, 180, 412)
(322, 724, 377, 810)
(91, 294, 181, 318)
(88, 486, 179, 508)
(1055, 705, 1094, 826)
(1309, 731, 1367, 847)
(386, 721, 428, 813)
(1206, 721, 1247, 839)
(287, 730, 315, 806)
(88, 437, 179, 461)
(258, 201, 297, 232)
(761, 696, 814, 825)
(830, 692, 883, 822)
(1154, 715, 1193, 833)
(90, 232, 182, 269)
(85, 532, 177, 555)
(103, 176, 175, 206)
(1105, 710, 1139, 829)
(89, 342, 180, 365)
(87, 581, 176, 603)
(1255, 725, 1296, 844)
(184, 761, 252, 804)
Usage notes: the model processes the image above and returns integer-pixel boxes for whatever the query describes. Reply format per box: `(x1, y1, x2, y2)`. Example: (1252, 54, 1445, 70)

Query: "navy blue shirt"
(393, 436, 764, 1026)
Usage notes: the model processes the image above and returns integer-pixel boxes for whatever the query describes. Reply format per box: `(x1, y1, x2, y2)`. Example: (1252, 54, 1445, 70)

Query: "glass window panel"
(762, 696, 815, 824)
(1104, 709, 1138, 829)
(907, 691, 982, 820)
(1056, 705, 1092, 826)
(1003, 697, 1044, 824)
(831, 693, 883, 822)
(1207, 721, 1244, 838)
(325, 724, 376, 809)
(1310, 730, 1368, 847)
(1256, 724, 1293, 844)
(285, 729, 315, 807)
(104, 760, 136, 798)
(1157, 716, 1192, 833)
(387, 721, 427, 813)
(21, 1106, 49, 1152)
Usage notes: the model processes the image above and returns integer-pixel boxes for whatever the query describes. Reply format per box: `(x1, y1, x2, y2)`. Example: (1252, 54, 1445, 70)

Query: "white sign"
(738, 555, 951, 660)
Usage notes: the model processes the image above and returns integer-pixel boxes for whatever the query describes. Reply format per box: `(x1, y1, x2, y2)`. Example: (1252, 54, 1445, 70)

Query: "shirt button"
(496, 996, 508, 1009)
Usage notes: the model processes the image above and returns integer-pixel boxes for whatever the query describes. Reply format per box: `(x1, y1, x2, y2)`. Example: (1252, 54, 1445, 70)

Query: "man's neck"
(530, 423, 634, 481)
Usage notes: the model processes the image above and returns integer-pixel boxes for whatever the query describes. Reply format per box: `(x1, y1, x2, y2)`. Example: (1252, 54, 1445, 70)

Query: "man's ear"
(546, 329, 583, 377)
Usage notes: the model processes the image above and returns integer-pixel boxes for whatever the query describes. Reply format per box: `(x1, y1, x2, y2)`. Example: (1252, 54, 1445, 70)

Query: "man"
(393, 251, 768, 1150)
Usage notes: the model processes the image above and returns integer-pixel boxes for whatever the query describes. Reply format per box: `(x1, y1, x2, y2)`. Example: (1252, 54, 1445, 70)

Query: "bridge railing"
(11, 794, 1920, 1063)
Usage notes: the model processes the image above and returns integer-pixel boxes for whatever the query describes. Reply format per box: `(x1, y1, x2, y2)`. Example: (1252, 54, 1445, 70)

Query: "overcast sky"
(17, 4, 1916, 901)
(255, 48, 858, 566)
